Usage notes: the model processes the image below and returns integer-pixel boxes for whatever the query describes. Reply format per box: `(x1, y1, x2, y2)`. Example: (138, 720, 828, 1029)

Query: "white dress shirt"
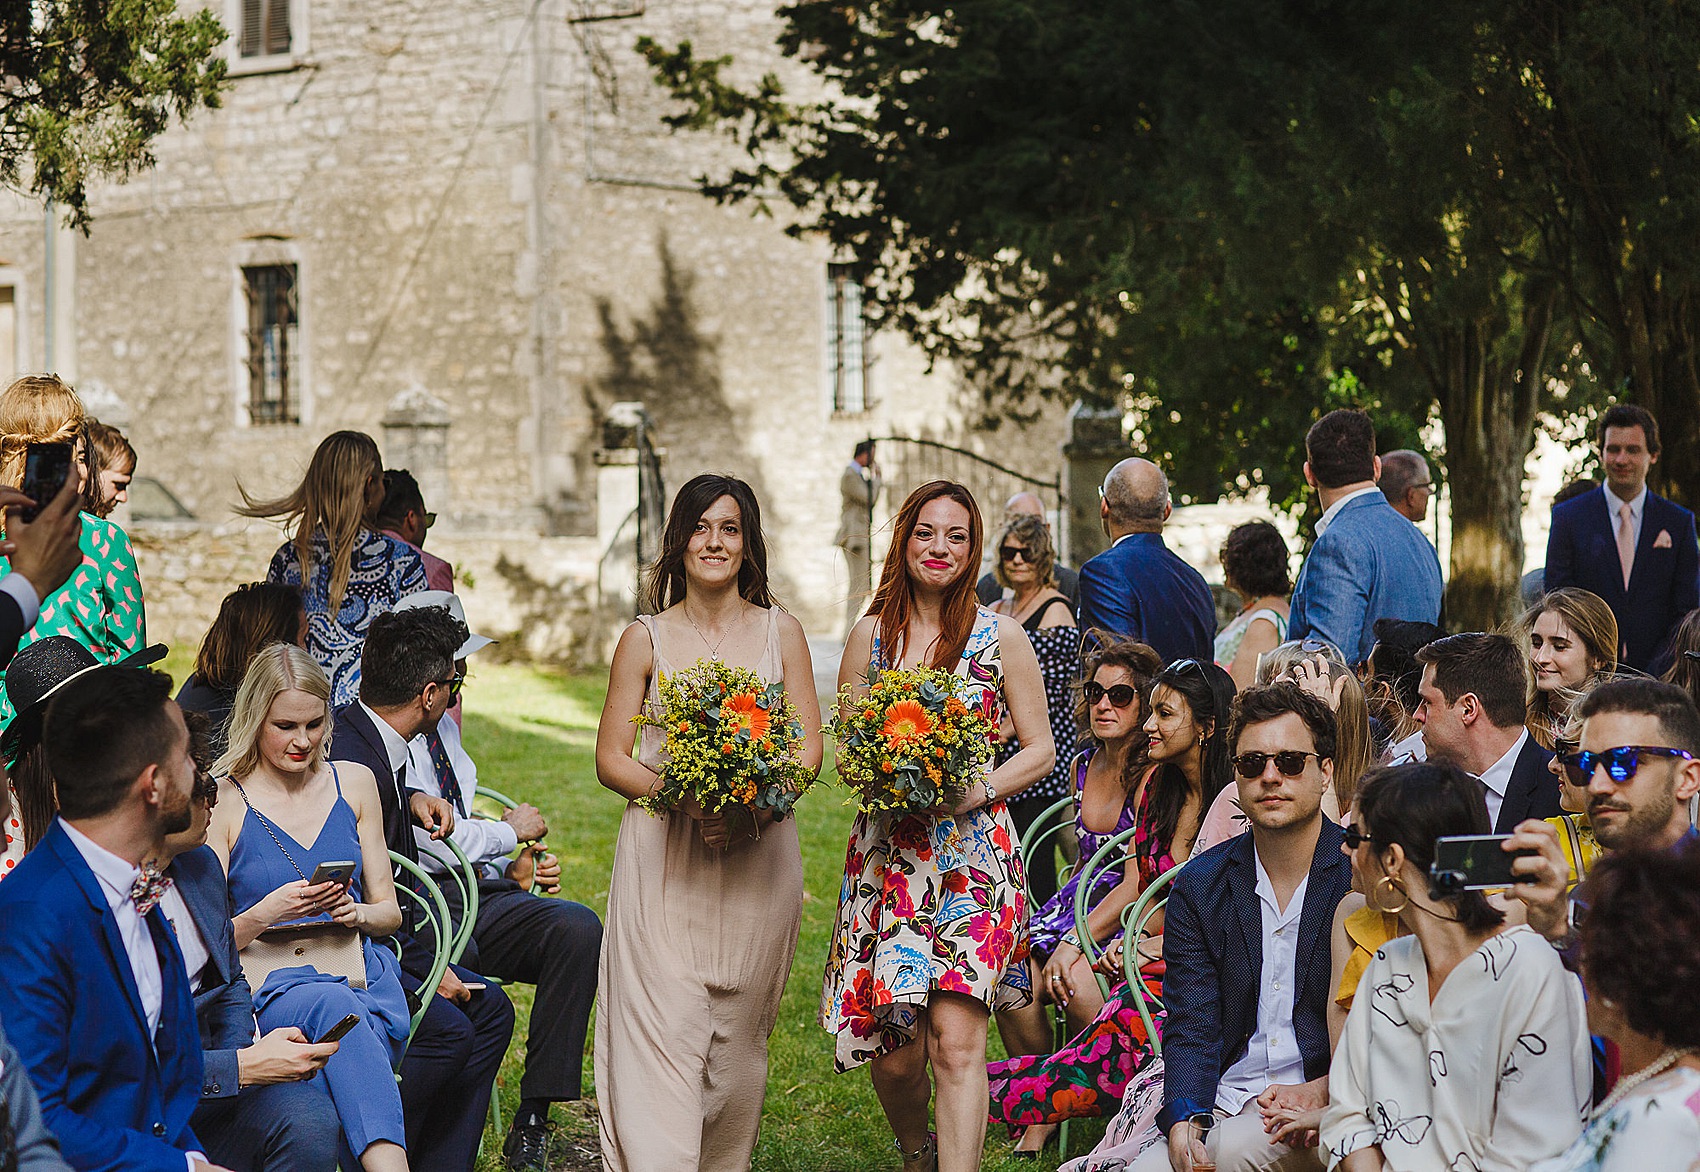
(60, 820, 163, 1037)
(1216, 855, 1311, 1115)
(1387, 728, 1427, 766)
(158, 884, 212, 997)
(359, 700, 413, 781)
(1477, 728, 1529, 831)
(1604, 482, 1648, 551)
(0, 572, 40, 625)
(407, 717, 518, 877)
(1314, 486, 1383, 538)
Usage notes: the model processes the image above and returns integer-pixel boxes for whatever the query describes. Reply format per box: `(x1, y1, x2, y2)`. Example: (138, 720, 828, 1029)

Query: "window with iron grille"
(827, 264, 872, 414)
(239, 0, 292, 58)
(243, 264, 298, 425)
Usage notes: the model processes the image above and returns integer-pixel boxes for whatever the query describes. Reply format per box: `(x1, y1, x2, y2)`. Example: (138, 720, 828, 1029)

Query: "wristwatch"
(982, 777, 997, 806)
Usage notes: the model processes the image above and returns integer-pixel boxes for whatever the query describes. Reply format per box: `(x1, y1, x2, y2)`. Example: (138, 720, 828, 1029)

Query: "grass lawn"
(164, 650, 1097, 1170)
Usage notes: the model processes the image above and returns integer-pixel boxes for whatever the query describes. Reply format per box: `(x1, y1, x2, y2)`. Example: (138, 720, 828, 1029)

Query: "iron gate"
(865, 435, 1065, 560)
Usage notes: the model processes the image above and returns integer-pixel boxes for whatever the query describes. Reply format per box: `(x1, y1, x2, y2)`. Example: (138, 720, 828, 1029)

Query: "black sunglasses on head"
(1342, 823, 1381, 850)
(1083, 681, 1138, 708)
(1231, 750, 1322, 778)
(1558, 744, 1693, 787)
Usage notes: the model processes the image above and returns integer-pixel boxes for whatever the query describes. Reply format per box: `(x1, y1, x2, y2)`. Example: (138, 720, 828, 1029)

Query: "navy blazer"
(1076, 533, 1215, 664)
(1156, 819, 1351, 1134)
(329, 701, 436, 977)
(1494, 734, 1560, 834)
(0, 820, 203, 1172)
(168, 844, 257, 1101)
(1545, 486, 1700, 672)
(1288, 492, 1444, 665)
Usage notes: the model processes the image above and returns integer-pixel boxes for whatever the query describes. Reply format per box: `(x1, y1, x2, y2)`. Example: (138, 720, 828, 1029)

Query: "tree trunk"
(1432, 288, 1557, 632)
(1623, 289, 1700, 509)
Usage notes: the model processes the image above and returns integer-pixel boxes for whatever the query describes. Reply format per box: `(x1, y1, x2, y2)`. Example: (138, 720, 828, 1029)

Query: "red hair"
(869, 480, 983, 669)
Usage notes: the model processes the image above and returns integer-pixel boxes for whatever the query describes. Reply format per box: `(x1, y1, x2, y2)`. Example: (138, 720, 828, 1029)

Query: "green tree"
(0, 0, 227, 228)
(641, 1, 1568, 628)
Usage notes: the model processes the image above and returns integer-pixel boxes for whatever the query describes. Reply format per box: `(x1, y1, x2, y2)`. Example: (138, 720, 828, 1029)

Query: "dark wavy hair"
(1220, 520, 1291, 599)
(1075, 633, 1163, 791)
(1580, 841, 1700, 1049)
(1144, 658, 1237, 859)
(1356, 761, 1506, 933)
(193, 582, 305, 692)
(644, 474, 776, 613)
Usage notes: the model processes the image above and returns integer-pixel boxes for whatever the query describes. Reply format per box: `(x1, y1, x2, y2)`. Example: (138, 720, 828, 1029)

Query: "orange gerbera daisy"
(882, 699, 934, 743)
(721, 692, 772, 740)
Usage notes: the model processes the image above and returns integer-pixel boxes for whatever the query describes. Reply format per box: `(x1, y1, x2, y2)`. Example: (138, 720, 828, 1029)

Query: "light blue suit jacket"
(1288, 492, 1443, 664)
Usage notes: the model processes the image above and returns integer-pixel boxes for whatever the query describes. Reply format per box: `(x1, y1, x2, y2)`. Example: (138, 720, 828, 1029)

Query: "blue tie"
(425, 729, 465, 816)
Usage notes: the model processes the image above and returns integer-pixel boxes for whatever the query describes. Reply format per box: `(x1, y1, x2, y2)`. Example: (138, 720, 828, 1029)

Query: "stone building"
(0, 0, 1076, 662)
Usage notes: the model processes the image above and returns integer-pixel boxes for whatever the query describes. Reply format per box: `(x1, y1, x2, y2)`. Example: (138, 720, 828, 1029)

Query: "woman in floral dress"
(243, 431, 426, 707)
(0, 374, 148, 731)
(821, 480, 1056, 1172)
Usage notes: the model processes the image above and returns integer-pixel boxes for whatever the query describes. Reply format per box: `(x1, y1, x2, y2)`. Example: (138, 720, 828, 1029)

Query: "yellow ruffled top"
(1336, 905, 1403, 1008)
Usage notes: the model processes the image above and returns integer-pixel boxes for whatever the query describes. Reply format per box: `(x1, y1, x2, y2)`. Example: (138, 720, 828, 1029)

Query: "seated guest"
(0, 666, 228, 1172)
(1322, 762, 1590, 1170)
(1, 636, 167, 860)
(1128, 682, 1351, 1172)
(376, 470, 453, 593)
(1364, 618, 1447, 761)
(1522, 588, 1618, 749)
(1534, 842, 1700, 1170)
(987, 512, 1079, 907)
(1544, 708, 1603, 888)
(1659, 607, 1700, 711)
(1214, 521, 1291, 691)
(1414, 632, 1559, 832)
(82, 420, 137, 520)
(1508, 678, 1700, 947)
(242, 430, 426, 708)
(206, 644, 412, 1172)
(392, 592, 602, 1169)
(162, 712, 342, 1172)
(330, 607, 514, 1172)
(0, 1020, 75, 1171)
(989, 638, 1166, 1155)
(176, 583, 307, 757)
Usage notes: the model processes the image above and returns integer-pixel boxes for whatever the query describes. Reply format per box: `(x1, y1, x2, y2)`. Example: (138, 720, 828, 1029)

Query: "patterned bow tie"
(130, 863, 173, 916)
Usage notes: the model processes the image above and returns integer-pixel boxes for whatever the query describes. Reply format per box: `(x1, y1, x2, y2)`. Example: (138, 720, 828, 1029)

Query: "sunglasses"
(1166, 657, 1206, 677)
(435, 673, 465, 700)
(1342, 823, 1381, 850)
(999, 545, 1032, 564)
(1084, 681, 1139, 708)
(1231, 750, 1322, 778)
(1558, 744, 1693, 787)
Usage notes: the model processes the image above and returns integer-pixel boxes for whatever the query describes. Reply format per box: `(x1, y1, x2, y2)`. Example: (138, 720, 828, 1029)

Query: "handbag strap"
(229, 778, 309, 884)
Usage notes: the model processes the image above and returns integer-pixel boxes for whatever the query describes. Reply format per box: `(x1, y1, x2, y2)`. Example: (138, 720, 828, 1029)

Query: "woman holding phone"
(0, 374, 148, 729)
(207, 642, 414, 1172)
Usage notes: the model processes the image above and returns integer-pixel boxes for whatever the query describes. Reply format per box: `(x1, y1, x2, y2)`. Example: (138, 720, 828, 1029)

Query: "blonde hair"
(237, 431, 382, 616)
(0, 374, 87, 488)
(1257, 640, 1374, 811)
(213, 642, 334, 781)
(1519, 588, 1619, 749)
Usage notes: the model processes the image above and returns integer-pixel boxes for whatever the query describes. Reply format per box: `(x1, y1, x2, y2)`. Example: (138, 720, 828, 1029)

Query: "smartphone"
(307, 861, 356, 887)
(18, 442, 73, 524)
(461, 981, 487, 991)
(1431, 834, 1534, 891)
(315, 1013, 360, 1045)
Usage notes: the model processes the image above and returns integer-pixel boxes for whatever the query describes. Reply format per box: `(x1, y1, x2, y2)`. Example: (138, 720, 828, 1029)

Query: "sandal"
(895, 1131, 937, 1172)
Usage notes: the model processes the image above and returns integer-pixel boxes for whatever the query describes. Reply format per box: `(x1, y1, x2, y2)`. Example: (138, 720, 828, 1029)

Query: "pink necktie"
(1618, 501, 1635, 589)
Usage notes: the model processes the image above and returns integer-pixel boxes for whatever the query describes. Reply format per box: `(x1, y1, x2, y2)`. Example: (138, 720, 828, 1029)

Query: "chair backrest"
(1119, 860, 1186, 1059)
(388, 850, 453, 1042)
(1072, 824, 1138, 999)
(435, 837, 482, 966)
(1019, 793, 1080, 908)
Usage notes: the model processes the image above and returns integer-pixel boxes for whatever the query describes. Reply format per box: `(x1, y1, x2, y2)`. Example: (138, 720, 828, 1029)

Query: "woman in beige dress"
(594, 473, 823, 1171)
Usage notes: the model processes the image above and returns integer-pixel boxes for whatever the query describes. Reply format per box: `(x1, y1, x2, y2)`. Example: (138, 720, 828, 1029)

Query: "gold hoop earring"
(1373, 874, 1409, 916)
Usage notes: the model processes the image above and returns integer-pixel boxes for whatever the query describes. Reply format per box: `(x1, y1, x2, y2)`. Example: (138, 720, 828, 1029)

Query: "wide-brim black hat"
(2, 636, 168, 760)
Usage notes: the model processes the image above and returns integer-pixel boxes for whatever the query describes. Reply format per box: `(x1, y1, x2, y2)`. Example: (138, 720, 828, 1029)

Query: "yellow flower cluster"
(632, 659, 814, 819)
(828, 665, 995, 815)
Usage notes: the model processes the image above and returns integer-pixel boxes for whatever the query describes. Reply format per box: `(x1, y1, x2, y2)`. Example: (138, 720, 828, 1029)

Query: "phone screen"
(19, 443, 73, 524)
(1431, 834, 1531, 890)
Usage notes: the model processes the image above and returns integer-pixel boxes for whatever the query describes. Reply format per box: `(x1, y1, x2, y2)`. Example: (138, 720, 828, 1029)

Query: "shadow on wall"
(589, 232, 802, 607)
(491, 553, 602, 666)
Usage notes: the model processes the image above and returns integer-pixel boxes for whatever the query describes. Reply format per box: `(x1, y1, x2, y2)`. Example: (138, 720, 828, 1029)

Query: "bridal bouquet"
(829, 666, 998, 816)
(633, 659, 814, 819)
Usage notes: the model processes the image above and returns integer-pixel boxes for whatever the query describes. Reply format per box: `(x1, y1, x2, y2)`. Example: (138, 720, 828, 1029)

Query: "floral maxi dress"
(820, 607, 1033, 1071)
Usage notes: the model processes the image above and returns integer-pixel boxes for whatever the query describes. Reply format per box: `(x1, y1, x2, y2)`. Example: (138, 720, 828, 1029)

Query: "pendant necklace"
(685, 602, 743, 660)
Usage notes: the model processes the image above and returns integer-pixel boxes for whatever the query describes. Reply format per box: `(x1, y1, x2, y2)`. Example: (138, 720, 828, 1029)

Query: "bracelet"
(1060, 931, 1083, 951)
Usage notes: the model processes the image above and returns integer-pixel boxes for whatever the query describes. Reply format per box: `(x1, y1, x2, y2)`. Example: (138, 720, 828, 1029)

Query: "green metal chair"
(387, 851, 453, 1044)
(1018, 793, 1081, 912)
(471, 784, 539, 894)
(1072, 826, 1139, 999)
(1118, 861, 1186, 1059)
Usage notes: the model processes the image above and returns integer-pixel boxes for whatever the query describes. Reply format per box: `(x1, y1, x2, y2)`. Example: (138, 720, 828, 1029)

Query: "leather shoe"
(503, 1117, 550, 1171)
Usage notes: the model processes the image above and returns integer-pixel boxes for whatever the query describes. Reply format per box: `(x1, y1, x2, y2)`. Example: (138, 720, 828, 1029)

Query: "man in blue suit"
(1288, 409, 1444, 665)
(0, 667, 231, 1172)
(1076, 457, 1215, 663)
(1545, 404, 1699, 672)
(1132, 683, 1349, 1172)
